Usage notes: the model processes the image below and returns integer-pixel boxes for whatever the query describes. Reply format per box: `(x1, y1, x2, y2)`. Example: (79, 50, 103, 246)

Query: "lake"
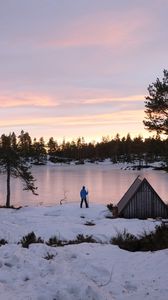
(0, 163, 168, 207)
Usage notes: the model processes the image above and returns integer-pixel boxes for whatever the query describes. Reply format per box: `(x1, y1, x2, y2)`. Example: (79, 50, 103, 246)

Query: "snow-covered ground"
(48, 158, 164, 170)
(0, 203, 167, 300)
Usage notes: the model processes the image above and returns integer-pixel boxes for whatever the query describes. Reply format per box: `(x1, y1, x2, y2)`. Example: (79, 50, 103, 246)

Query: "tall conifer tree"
(0, 133, 37, 207)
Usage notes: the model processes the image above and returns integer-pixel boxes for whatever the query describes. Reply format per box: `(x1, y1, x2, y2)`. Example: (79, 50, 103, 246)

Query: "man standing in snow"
(80, 186, 89, 208)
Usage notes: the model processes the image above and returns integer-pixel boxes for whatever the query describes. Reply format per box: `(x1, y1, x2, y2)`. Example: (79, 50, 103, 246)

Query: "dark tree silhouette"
(18, 130, 32, 158)
(144, 69, 168, 135)
(0, 134, 38, 207)
(31, 137, 47, 165)
(47, 137, 58, 155)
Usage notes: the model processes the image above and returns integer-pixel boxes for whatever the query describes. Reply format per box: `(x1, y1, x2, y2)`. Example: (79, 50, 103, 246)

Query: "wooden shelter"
(117, 176, 168, 219)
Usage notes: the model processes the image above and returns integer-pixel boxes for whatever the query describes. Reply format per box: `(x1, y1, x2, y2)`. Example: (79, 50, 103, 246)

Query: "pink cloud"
(0, 84, 145, 108)
(40, 9, 152, 50)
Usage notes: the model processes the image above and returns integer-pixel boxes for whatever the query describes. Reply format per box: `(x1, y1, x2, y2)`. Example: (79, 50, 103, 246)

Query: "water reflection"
(0, 164, 167, 207)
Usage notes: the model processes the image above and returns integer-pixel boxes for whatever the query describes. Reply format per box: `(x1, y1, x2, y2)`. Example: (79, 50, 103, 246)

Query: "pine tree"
(0, 134, 38, 207)
(144, 69, 168, 135)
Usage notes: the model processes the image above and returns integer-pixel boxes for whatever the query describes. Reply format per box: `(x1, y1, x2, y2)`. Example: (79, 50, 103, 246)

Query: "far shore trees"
(0, 130, 167, 171)
(0, 133, 38, 208)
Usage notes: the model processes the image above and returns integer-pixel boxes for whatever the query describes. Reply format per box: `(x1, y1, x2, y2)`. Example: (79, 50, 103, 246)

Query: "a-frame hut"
(117, 176, 168, 219)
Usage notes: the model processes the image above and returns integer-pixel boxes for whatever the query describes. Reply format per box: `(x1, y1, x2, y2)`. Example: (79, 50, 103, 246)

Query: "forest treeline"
(0, 130, 168, 166)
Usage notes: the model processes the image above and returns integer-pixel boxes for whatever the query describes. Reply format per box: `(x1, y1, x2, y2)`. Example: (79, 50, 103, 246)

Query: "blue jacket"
(80, 187, 88, 198)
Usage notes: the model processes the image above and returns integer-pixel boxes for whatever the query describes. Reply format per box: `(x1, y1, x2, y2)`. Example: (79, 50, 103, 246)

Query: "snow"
(0, 203, 167, 300)
(48, 158, 164, 170)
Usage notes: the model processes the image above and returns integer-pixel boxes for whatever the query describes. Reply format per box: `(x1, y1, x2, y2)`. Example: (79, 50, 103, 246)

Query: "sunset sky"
(0, 0, 167, 142)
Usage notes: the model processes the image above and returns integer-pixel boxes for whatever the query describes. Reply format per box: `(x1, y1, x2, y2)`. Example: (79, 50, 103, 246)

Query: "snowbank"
(0, 203, 167, 300)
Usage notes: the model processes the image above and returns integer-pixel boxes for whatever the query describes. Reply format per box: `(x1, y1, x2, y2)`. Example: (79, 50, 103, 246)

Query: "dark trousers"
(80, 197, 88, 208)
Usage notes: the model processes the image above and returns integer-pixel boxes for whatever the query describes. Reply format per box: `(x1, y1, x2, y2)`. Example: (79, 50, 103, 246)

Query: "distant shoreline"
(44, 158, 168, 172)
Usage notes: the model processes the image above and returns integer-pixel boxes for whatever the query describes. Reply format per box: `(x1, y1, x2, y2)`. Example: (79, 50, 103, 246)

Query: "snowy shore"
(47, 158, 164, 170)
(0, 203, 167, 300)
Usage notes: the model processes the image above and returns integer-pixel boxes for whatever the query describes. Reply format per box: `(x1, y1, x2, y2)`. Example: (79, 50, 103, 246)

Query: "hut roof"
(117, 176, 165, 214)
(117, 176, 142, 213)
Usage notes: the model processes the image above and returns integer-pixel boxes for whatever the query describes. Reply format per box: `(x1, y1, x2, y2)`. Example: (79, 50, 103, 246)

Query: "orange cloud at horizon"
(0, 108, 145, 128)
(84, 94, 144, 104)
(0, 93, 58, 108)
(0, 106, 151, 143)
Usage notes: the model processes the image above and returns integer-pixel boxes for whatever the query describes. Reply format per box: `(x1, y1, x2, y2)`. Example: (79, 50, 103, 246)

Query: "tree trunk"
(6, 163, 10, 208)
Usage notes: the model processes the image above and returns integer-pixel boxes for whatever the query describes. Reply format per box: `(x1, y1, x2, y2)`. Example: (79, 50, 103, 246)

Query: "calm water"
(0, 164, 168, 207)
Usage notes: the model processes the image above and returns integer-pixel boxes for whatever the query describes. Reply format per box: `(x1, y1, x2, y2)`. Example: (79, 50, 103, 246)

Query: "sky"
(0, 0, 167, 143)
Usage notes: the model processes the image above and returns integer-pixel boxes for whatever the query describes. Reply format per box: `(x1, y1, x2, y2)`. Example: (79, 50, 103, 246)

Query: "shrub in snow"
(139, 223, 168, 251)
(43, 252, 56, 260)
(111, 229, 139, 252)
(84, 221, 95, 226)
(111, 224, 168, 252)
(0, 239, 8, 246)
(46, 234, 97, 247)
(107, 203, 118, 217)
(20, 232, 44, 248)
(46, 236, 64, 247)
(73, 234, 96, 244)
(107, 203, 113, 212)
